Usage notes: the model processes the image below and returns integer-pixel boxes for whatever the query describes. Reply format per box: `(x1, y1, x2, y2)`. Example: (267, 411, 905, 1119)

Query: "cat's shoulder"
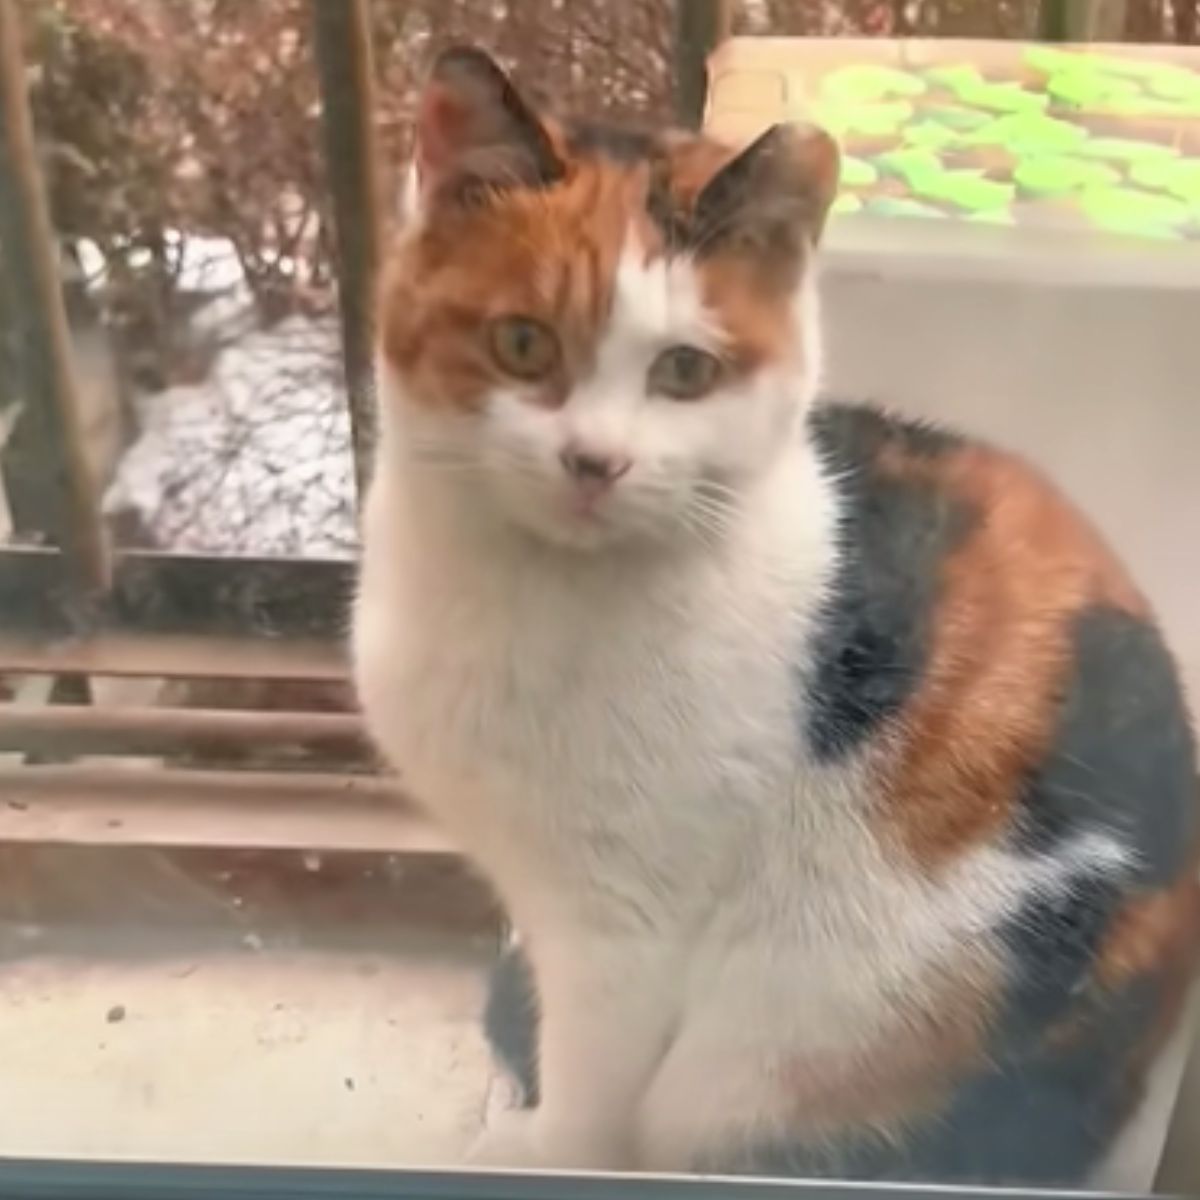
(806, 396, 967, 477)
(805, 396, 1080, 532)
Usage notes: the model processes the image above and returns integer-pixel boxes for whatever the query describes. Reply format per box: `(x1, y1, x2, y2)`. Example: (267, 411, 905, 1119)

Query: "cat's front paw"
(469, 1109, 630, 1171)
(467, 1109, 541, 1169)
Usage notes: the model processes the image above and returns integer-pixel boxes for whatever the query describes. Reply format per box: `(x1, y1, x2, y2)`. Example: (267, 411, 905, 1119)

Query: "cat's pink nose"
(559, 446, 632, 486)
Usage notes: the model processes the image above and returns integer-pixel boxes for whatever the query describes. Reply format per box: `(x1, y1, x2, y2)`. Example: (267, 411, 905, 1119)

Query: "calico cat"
(354, 45, 1200, 1188)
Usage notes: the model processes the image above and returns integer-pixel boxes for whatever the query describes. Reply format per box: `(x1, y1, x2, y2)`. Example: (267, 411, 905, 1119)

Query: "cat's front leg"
(473, 934, 679, 1171)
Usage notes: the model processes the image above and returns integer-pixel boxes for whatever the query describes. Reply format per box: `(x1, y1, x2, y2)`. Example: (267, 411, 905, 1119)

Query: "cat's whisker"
(407, 436, 551, 483)
(405, 450, 483, 471)
(687, 493, 740, 530)
(678, 497, 736, 545)
(696, 478, 745, 502)
(690, 486, 739, 512)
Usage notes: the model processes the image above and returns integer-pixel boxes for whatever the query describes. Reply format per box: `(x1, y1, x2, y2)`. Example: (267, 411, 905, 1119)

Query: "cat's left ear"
(694, 122, 840, 257)
(414, 46, 564, 206)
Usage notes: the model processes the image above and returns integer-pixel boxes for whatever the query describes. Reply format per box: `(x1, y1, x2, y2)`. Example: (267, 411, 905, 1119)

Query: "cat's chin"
(476, 473, 696, 555)
(510, 507, 642, 554)
(491, 492, 670, 555)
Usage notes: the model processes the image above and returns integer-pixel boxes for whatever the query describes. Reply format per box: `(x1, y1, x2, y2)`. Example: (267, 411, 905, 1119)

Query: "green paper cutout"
(874, 147, 943, 185)
(1080, 185, 1192, 229)
(1129, 157, 1200, 201)
(840, 156, 880, 187)
(1014, 155, 1121, 195)
(921, 104, 994, 131)
(904, 121, 962, 150)
(912, 169, 1015, 211)
(1078, 138, 1180, 163)
(1047, 71, 1140, 108)
(815, 99, 914, 137)
(965, 112, 1085, 151)
(822, 64, 928, 102)
(800, 46, 1200, 238)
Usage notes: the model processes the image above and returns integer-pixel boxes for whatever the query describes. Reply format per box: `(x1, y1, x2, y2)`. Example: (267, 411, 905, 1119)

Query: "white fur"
(354, 233, 1131, 1171)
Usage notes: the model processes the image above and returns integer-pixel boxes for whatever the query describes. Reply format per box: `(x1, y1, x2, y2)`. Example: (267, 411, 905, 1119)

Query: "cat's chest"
(355, 545, 805, 849)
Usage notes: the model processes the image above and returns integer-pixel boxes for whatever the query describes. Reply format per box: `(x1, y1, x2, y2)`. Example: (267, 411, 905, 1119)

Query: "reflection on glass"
(0, 3, 1196, 1197)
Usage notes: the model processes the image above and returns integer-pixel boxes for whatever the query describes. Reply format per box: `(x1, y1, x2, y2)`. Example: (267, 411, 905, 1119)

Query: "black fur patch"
(803, 402, 974, 761)
(644, 126, 828, 270)
(999, 868, 1126, 1035)
(1015, 605, 1197, 887)
(867, 975, 1156, 1186)
(689, 125, 811, 268)
(563, 120, 659, 165)
(483, 942, 540, 1107)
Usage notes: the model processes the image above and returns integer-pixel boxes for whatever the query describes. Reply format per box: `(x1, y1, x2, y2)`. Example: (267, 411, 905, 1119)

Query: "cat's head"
(378, 46, 839, 551)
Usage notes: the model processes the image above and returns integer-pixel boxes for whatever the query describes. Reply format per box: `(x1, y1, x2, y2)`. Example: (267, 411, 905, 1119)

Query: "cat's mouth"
(506, 479, 641, 552)
(564, 482, 613, 522)
(552, 490, 620, 545)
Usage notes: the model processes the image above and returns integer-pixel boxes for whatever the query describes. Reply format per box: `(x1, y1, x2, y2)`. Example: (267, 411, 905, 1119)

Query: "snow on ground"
(105, 314, 357, 558)
(77, 233, 246, 295)
(100, 235, 358, 558)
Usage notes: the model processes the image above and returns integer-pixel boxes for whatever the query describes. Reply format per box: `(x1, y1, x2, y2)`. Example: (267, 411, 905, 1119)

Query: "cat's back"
(804, 399, 1197, 869)
(795, 400, 1199, 1183)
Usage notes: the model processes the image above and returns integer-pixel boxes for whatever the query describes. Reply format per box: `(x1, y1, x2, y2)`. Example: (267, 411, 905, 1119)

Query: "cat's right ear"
(693, 122, 840, 256)
(413, 46, 564, 207)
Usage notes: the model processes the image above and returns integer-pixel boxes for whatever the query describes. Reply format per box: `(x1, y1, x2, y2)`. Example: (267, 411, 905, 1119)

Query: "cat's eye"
(648, 345, 722, 401)
(488, 316, 560, 381)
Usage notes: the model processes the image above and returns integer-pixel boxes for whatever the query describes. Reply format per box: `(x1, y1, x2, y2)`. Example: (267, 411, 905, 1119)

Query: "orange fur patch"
(874, 443, 1150, 867)
(693, 254, 801, 373)
(1097, 865, 1200, 992)
(380, 157, 634, 412)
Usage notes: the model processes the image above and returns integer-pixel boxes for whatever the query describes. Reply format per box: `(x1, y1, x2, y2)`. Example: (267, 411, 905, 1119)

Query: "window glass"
(0, 2, 1196, 1196)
